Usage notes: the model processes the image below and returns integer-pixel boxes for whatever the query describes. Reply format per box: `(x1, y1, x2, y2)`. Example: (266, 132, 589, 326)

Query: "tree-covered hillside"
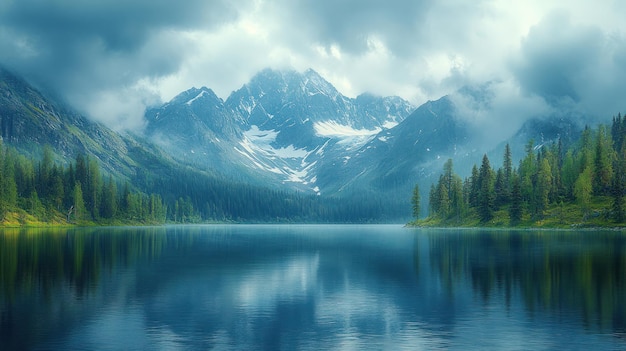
(0, 140, 404, 225)
(411, 113, 626, 228)
(0, 143, 166, 225)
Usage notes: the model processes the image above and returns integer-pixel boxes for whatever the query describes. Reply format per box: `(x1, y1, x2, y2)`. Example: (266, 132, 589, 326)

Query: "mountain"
(0, 67, 176, 179)
(142, 86, 256, 182)
(1, 66, 428, 222)
(2, 66, 386, 223)
(511, 114, 582, 149)
(1, 65, 595, 222)
(315, 95, 471, 195)
(225, 68, 409, 148)
(142, 68, 482, 219)
(145, 69, 599, 220)
(144, 68, 415, 193)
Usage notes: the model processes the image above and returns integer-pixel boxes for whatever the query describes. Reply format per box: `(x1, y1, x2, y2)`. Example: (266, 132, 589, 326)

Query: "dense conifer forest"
(0, 141, 404, 226)
(411, 114, 626, 228)
(0, 142, 167, 225)
(136, 166, 404, 223)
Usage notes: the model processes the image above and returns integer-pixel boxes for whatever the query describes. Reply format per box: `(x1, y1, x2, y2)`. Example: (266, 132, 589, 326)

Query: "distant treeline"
(0, 143, 166, 224)
(0, 141, 404, 225)
(137, 166, 405, 223)
(418, 113, 626, 226)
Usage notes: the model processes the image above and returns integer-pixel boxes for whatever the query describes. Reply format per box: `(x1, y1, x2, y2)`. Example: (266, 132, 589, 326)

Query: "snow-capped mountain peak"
(145, 68, 418, 194)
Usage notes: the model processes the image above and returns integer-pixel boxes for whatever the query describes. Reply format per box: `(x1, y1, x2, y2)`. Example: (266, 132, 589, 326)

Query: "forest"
(136, 166, 405, 223)
(0, 140, 404, 225)
(412, 113, 626, 228)
(0, 142, 167, 225)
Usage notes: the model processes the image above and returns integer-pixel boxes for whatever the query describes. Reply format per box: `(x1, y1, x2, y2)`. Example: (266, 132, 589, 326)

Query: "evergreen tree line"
(0, 140, 405, 225)
(0, 143, 166, 224)
(421, 114, 626, 225)
(137, 166, 405, 223)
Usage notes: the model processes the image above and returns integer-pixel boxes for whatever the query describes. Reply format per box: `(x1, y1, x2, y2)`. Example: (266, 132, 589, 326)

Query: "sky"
(1, 0, 625, 140)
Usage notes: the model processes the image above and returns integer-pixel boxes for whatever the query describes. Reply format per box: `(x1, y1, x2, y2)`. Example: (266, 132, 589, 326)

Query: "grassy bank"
(409, 196, 626, 230)
(0, 209, 164, 228)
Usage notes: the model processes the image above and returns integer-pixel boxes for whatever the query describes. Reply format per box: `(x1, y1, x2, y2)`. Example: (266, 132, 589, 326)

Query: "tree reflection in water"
(426, 229, 626, 335)
(0, 227, 189, 350)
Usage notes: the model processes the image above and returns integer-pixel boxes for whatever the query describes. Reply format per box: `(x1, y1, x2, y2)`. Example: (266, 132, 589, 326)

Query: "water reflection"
(0, 226, 187, 350)
(427, 229, 626, 335)
(0, 227, 169, 300)
(1, 225, 624, 350)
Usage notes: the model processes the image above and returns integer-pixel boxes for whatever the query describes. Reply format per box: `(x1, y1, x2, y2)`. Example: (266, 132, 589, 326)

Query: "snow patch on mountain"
(314, 121, 381, 149)
(245, 126, 309, 158)
(314, 120, 381, 138)
(286, 160, 317, 184)
(382, 120, 399, 129)
(232, 125, 323, 190)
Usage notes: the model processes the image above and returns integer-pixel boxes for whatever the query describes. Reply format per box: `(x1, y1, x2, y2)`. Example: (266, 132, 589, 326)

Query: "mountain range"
(144, 68, 418, 194)
(0, 66, 585, 221)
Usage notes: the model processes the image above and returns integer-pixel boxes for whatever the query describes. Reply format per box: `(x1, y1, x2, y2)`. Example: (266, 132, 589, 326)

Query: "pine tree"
(1, 148, 18, 215)
(612, 113, 625, 153)
(535, 158, 552, 219)
(519, 140, 536, 209)
(87, 158, 101, 219)
(450, 175, 465, 219)
(611, 145, 626, 222)
(428, 185, 437, 217)
(37, 145, 54, 200)
(593, 125, 614, 195)
(477, 154, 495, 223)
(50, 170, 64, 211)
(469, 164, 480, 207)
(436, 175, 450, 218)
(554, 138, 564, 200)
(509, 172, 523, 225)
(561, 150, 577, 199)
(494, 168, 507, 208)
(502, 143, 513, 202)
(72, 183, 86, 222)
(578, 126, 594, 173)
(611, 166, 624, 222)
(574, 166, 593, 220)
(28, 190, 45, 220)
(411, 184, 420, 219)
(100, 175, 117, 219)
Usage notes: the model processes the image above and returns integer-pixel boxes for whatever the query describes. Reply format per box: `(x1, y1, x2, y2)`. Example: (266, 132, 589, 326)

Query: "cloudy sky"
(1, 0, 625, 138)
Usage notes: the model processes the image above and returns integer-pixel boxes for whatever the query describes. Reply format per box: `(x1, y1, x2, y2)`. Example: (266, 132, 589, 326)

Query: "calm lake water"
(1, 225, 625, 350)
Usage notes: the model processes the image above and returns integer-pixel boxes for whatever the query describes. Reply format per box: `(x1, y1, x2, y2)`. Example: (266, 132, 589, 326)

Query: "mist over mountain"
(0, 67, 174, 179)
(0, 66, 603, 222)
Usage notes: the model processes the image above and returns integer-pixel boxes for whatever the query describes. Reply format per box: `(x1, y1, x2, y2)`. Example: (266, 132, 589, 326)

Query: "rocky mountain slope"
(0, 66, 174, 181)
(144, 68, 417, 194)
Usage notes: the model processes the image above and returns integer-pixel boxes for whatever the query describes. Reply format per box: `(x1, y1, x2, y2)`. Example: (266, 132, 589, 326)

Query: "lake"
(1, 225, 625, 350)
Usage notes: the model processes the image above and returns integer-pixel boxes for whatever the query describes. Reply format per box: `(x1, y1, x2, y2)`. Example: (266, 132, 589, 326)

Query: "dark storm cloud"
(511, 11, 626, 118)
(3, 0, 244, 51)
(512, 12, 603, 103)
(1, 0, 624, 135)
(0, 0, 243, 100)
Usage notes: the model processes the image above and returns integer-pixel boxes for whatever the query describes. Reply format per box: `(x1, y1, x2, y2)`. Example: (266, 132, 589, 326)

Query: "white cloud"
(1, 0, 625, 132)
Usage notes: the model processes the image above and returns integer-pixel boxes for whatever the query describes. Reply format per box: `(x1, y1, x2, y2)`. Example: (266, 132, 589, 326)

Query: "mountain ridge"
(144, 68, 417, 194)
(0, 65, 593, 222)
